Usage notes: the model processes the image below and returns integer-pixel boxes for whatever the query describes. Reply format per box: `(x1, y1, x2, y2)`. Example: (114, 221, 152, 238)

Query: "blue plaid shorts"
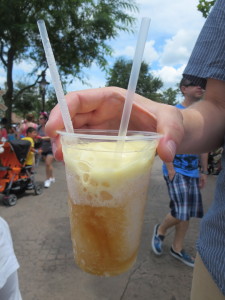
(164, 173, 204, 221)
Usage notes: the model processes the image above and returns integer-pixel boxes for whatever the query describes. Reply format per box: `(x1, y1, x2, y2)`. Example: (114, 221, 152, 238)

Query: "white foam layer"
(63, 141, 156, 207)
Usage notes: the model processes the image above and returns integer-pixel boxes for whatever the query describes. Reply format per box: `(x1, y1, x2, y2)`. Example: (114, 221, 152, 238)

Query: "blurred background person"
(7, 125, 17, 142)
(37, 112, 55, 188)
(19, 113, 37, 138)
(0, 117, 8, 141)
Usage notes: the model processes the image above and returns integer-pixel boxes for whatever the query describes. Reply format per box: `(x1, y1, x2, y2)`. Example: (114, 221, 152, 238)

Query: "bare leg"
(173, 220, 189, 252)
(157, 213, 180, 236)
(45, 154, 54, 179)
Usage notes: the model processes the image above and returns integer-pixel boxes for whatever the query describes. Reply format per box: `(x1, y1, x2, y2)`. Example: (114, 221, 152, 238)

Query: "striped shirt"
(183, 0, 225, 295)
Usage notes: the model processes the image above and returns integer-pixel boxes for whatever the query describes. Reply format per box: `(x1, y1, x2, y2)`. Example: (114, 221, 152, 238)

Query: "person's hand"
(45, 87, 184, 162)
(38, 149, 43, 154)
(168, 169, 176, 181)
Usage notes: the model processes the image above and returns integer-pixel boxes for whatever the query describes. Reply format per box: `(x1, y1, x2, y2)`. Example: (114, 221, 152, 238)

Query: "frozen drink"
(59, 130, 161, 276)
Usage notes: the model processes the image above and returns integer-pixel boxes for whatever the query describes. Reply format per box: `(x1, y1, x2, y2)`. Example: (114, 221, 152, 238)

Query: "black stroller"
(0, 139, 43, 206)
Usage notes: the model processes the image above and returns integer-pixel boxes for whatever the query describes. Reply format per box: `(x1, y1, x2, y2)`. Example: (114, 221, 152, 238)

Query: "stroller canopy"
(10, 140, 31, 164)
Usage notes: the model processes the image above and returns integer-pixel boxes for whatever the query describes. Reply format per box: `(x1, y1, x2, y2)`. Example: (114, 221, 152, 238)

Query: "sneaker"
(170, 246, 195, 267)
(49, 177, 55, 183)
(44, 179, 51, 188)
(151, 224, 165, 255)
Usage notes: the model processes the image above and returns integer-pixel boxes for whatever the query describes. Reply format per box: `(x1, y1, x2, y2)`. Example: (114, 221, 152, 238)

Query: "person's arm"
(37, 135, 50, 141)
(165, 162, 176, 181)
(199, 152, 208, 189)
(45, 79, 225, 162)
(200, 153, 208, 175)
(30, 147, 42, 155)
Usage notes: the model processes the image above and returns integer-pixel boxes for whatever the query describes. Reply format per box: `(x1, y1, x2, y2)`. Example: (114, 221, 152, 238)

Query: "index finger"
(45, 87, 125, 137)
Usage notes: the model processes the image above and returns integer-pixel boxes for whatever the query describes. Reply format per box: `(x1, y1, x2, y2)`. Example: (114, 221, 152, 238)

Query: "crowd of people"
(0, 112, 55, 188)
(0, 112, 56, 300)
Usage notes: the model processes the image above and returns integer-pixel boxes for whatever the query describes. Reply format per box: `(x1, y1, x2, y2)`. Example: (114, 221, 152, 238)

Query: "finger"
(45, 87, 125, 137)
(131, 99, 184, 162)
(46, 87, 126, 160)
(155, 105, 184, 162)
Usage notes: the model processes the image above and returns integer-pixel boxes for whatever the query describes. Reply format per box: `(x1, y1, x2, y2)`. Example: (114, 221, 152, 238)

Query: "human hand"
(168, 170, 176, 181)
(45, 87, 184, 162)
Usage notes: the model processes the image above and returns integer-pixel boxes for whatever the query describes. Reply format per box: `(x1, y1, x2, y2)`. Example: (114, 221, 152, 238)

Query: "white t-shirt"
(0, 217, 20, 288)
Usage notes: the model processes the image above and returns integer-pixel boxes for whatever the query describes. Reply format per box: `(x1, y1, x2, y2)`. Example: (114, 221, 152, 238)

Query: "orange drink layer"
(60, 130, 160, 276)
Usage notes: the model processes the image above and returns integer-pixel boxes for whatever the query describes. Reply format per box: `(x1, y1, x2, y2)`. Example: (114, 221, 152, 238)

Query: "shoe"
(212, 170, 220, 176)
(44, 179, 51, 188)
(151, 224, 164, 255)
(170, 246, 195, 267)
(49, 177, 55, 183)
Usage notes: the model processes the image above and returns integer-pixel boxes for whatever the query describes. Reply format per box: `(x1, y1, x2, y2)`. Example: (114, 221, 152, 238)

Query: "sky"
(0, 0, 206, 95)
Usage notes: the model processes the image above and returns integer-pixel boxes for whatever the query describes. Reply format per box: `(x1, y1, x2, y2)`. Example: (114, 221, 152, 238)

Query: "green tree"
(106, 57, 179, 103)
(160, 87, 179, 106)
(197, 0, 215, 18)
(13, 82, 42, 119)
(106, 57, 164, 101)
(0, 0, 138, 125)
(44, 88, 58, 113)
(13, 81, 57, 119)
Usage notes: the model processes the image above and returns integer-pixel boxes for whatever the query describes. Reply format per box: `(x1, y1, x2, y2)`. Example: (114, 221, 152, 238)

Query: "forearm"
(200, 153, 208, 174)
(40, 136, 50, 141)
(165, 162, 175, 172)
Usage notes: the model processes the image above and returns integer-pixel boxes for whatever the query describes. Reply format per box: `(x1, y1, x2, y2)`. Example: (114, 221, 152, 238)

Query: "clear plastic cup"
(58, 129, 162, 276)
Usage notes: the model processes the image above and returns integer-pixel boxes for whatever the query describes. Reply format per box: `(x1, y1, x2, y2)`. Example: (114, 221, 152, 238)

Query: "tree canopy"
(197, 0, 215, 18)
(106, 57, 179, 105)
(0, 0, 138, 124)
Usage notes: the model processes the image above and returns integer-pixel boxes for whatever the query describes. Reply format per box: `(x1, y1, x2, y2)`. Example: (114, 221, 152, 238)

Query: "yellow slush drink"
(60, 130, 160, 276)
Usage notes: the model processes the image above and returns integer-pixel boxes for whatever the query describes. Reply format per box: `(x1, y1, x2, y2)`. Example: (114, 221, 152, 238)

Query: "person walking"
(37, 112, 55, 188)
(151, 78, 208, 267)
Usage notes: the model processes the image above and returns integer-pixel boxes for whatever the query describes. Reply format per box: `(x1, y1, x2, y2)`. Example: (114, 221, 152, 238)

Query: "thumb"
(157, 137, 177, 162)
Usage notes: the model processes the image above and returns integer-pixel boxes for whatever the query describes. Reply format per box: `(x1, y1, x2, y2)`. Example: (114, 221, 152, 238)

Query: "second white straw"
(118, 17, 150, 138)
(37, 20, 73, 133)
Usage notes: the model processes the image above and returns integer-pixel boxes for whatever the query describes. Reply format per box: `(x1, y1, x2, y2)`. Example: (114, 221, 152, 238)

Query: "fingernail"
(167, 140, 176, 158)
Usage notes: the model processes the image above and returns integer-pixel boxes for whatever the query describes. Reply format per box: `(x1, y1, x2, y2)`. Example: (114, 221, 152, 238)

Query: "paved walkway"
(1, 157, 217, 300)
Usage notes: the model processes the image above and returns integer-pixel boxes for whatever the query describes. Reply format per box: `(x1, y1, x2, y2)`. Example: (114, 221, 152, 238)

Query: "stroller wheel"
(3, 194, 17, 206)
(34, 184, 43, 195)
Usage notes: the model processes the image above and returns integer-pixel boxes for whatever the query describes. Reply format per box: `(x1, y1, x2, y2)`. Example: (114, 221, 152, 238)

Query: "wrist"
(201, 170, 208, 175)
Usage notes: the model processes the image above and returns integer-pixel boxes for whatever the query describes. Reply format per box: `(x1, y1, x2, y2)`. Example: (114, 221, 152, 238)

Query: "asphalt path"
(1, 157, 217, 300)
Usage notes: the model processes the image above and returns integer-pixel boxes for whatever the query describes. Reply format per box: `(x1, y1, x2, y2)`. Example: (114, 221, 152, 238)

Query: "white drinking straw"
(37, 20, 73, 133)
(118, 17, 150, 138)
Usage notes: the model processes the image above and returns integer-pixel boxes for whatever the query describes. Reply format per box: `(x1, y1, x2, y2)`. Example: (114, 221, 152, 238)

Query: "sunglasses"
(184, 82, 197, 87)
